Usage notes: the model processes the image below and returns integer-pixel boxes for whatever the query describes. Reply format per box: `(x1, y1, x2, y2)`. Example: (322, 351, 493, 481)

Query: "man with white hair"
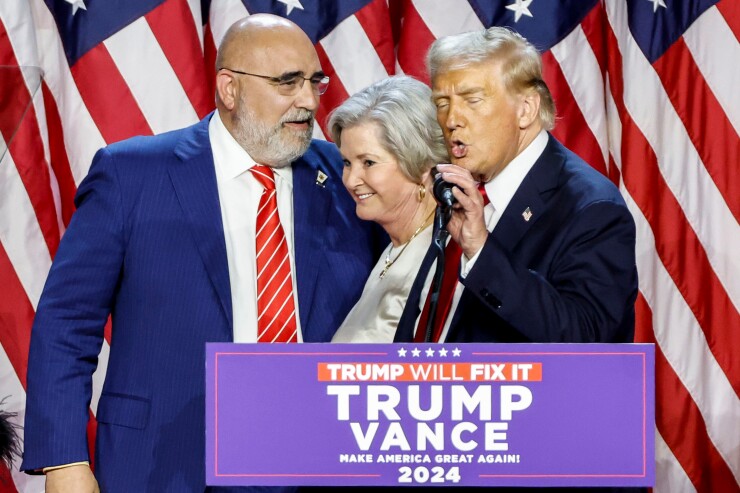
(397, 26, 638, 349)
(392, 24, 640, 493)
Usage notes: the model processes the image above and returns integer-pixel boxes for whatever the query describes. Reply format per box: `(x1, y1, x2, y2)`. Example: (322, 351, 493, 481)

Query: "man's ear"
(518, 89, 541, 129)
(216, 71, 237, 111)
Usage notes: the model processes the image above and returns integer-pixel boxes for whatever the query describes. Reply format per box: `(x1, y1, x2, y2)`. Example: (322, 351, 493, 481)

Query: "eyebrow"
(433, 86, 486, 99)
(279, 70, 326, 79)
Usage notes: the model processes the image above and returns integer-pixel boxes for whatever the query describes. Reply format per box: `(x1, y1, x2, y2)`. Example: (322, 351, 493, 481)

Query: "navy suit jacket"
(395, 135, 637, 344)
(22, 114, 381, 492)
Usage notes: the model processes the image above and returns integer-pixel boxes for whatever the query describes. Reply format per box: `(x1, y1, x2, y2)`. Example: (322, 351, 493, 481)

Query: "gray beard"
(233, 105, 313, 167)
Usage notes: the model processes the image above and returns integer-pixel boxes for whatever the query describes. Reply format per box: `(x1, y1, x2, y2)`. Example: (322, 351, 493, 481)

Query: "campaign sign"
(206, 343, 654, 487)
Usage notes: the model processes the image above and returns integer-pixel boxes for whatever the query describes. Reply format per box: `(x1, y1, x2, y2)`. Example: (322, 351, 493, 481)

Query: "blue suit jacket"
(22, 114, 381, 492)
(395, 135, 638, 344)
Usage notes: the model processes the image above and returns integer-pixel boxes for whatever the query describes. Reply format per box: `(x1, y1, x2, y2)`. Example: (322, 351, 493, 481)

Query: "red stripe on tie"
(251, 164, 297, 343)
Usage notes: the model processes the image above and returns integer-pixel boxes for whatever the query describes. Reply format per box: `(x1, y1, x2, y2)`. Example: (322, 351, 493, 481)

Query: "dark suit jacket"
(389, 135, 640, 493)
(396, 134, 638, 345)
(21, 113, 381, 492)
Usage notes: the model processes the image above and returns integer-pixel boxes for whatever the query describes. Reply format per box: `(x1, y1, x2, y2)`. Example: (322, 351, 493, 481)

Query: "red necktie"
(251, 164, 298, 343)
(415, 183, 490, 342)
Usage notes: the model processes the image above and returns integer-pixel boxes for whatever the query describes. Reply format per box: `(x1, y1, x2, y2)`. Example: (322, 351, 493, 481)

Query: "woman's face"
(340, 122, 420, 229)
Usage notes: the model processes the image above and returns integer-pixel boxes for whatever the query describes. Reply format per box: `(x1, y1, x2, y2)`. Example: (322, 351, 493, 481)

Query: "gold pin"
(316, 170, 328, 187)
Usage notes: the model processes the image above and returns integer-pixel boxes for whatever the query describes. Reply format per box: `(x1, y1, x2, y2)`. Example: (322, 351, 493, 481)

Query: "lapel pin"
(522, 207, 533, 222)
(316, 169, 328, 187)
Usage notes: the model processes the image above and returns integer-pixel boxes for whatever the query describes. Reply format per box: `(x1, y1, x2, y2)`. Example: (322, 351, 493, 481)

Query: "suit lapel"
(169, 114, 233, 333)
(292, 155, 332, 335)
(448, 135, 564, 337)
(394, 241, 438, 342)
(491, 134, 563, 252)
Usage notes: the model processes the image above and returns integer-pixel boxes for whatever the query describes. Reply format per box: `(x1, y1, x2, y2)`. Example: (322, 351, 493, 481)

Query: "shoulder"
(102, 120, 205, 163)
(298, 139, 344, 177)
(78, 118, 211, 201)
(547, 137, 626, 209)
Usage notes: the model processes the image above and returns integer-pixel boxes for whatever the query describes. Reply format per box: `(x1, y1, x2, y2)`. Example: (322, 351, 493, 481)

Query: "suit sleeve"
(22, 147, 125, 471)
(462, 199, 637, 342)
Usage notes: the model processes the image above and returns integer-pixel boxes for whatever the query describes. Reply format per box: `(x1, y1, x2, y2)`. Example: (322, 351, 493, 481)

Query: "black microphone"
(433, 173, 458, 207)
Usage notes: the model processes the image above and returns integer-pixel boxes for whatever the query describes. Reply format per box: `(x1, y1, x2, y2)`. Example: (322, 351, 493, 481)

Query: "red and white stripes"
(1, 1, 737, 491)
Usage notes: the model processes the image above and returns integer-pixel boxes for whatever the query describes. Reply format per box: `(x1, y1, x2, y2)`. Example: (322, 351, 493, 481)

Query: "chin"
(355, 207, 376, 223)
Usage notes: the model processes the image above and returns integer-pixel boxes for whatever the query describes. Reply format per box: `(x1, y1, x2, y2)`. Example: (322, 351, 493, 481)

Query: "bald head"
(213, 15, 323, 167)
(216, 14, 314, 73)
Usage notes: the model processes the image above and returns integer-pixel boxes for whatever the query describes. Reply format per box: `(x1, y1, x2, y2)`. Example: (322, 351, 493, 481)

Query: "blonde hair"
(328, 76, 448, 182)
(427, 26, 556, 130)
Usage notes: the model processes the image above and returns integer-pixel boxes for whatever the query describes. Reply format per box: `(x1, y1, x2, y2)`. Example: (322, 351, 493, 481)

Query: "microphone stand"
(423, 203, 452, 343)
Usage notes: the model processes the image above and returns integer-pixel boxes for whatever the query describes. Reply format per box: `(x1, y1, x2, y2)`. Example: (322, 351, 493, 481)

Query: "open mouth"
(450, 139, 468, 158)
(356, 193, 375, 201)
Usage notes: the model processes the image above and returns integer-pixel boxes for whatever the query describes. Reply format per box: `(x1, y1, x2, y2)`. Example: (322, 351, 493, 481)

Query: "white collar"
(209, 111, 292, 185)
(483, 129, 548, 214)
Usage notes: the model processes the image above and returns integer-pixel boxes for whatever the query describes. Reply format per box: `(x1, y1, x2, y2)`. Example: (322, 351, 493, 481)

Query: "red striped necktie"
(250, 164, 298, 343)
(415, 183, 490, 342)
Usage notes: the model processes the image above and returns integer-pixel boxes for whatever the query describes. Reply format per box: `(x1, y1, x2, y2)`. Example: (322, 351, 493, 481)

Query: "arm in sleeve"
(22, 147, 126, 471)
(462, 199, 638, 342)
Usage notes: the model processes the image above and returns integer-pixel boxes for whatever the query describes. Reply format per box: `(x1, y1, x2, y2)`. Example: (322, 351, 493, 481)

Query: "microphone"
(433, 173, 458, 207)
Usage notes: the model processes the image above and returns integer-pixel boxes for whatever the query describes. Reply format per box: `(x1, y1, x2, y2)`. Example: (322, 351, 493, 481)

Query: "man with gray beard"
(22, 14, 382, 493)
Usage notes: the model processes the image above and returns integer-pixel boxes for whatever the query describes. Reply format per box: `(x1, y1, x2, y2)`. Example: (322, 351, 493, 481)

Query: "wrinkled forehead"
(227, 28, 322, 76)
(431, 62, 504, 97)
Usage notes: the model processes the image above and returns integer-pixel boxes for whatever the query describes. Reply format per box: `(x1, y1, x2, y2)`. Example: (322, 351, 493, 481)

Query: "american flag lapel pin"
(522, 207, 533, 222)
(316, 169, 328, 187)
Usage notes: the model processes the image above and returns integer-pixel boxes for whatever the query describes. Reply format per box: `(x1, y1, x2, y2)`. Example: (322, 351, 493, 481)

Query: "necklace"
(379, 209, 435, 279)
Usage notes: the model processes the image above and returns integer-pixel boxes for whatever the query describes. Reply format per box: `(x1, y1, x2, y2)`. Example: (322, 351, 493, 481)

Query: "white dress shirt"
(209, 112, 303, 342)
(416, 130, 549, 341)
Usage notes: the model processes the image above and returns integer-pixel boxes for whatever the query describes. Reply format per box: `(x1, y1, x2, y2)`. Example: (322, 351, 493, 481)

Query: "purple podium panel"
(206, 343, 654, 487)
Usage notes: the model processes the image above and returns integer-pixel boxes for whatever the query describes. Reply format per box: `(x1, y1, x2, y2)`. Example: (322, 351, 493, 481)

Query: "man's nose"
(294, 79, 320, 111)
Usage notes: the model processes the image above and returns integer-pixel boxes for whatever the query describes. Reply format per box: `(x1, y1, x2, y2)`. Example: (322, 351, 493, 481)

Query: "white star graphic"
(505, 0, 534, 23)
(438, 348, 448, 357)
(411, 348, 421, 357)
(647, 0, 667, 13)
(65, 0, 87, 16)
(277, 0, 304, 16)
(397, 348, 407, 357)
(425, 348, 435, 357)
(452, 347, 462, 357)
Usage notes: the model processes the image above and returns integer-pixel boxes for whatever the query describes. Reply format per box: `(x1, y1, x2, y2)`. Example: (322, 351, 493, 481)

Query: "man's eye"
(278, 78, 300, 88)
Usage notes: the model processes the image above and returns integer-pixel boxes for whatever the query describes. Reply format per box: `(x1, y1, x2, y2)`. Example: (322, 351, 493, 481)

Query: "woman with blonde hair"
(329, 76, 448, 342)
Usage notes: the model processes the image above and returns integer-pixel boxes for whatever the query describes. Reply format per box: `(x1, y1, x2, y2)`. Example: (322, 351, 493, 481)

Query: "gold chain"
(379, 209, 435, 279)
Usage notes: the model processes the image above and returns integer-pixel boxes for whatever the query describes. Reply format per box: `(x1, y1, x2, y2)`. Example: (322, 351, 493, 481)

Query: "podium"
(206, 343, 654, 488)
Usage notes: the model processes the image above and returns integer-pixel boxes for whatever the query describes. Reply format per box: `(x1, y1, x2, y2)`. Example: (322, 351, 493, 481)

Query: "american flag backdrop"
(0, 0, 738, 491)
